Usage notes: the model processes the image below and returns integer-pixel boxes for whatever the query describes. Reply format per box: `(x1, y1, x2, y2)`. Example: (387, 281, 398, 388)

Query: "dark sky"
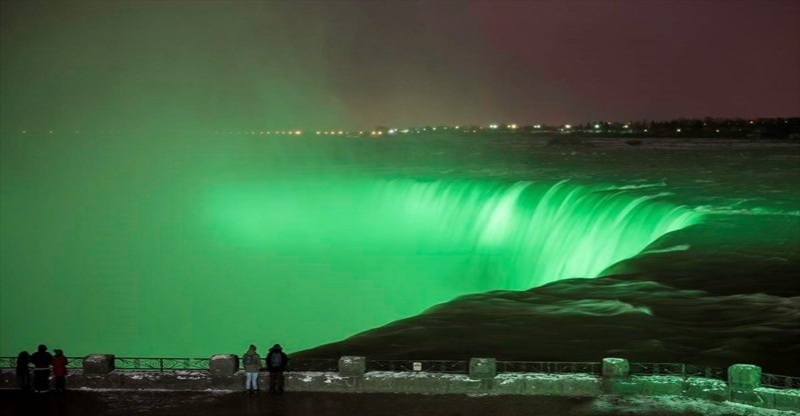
(1, 0, 798, 131)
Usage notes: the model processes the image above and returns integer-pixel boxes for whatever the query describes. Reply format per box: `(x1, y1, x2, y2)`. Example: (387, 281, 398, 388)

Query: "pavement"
(0, 389, 778, 416)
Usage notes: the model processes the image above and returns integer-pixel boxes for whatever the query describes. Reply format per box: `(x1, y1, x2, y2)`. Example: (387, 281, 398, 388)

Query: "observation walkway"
(1, 356, 798, 414)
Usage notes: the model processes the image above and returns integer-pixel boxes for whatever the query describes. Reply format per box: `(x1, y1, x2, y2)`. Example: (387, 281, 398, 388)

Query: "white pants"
(246, 372, 258, 390)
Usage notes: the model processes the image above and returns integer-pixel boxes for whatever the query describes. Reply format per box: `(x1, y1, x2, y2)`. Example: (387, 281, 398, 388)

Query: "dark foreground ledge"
(1, 389, 797, 416)
(1, 369, 798, 413)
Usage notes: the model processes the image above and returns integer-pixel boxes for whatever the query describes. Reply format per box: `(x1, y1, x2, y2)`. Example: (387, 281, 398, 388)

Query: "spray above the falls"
(208, 178, 703, 291)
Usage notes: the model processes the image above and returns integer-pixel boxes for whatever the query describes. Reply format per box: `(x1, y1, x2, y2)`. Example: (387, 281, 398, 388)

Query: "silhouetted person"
(16, 351, 31, 391)
(266, 344, 289, 394)
(52, 349, 68, 392)
(242, 344, 261, 394)
(30, 344, 53, 393)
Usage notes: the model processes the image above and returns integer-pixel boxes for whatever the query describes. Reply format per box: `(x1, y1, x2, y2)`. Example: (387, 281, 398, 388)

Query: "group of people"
(242, 343, 289, 394)
(14, 343, 288, 394)
(16, 344, 69, 393)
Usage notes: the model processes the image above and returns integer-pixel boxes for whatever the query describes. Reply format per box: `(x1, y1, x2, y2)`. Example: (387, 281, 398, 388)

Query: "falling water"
(362, 179, 703, 289)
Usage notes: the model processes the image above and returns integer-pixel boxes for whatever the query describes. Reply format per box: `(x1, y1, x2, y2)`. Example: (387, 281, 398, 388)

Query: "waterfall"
(208, 178, 702, 291)
(365, 179, 702, 289)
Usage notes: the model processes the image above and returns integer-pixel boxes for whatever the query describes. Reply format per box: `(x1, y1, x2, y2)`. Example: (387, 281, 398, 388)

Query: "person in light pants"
(242, 345, 262, 394)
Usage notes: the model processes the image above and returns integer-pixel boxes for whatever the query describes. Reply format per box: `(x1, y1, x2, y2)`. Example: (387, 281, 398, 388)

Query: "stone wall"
(1, 357, 797, 412)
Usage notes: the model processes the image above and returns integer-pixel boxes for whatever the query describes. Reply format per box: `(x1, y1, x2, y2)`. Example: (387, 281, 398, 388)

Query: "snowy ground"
(2, 389, 796, 416)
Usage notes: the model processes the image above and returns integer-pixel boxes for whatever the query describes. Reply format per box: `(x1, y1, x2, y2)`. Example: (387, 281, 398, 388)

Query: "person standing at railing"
(52, 349, 68, 392)
(243, 345, 262, 394)
(16, 351, 32, 391)
(266, 344, 289, 394)
(30, 344, 53, 393)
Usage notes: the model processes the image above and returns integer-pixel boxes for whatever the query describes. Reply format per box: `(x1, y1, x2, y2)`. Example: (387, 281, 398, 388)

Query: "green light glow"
(0, 143, 701, 357)
(206, 179, 700, 291)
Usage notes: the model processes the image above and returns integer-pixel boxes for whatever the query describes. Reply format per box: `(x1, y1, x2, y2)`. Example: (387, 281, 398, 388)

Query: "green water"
(0, 136, 701, 357)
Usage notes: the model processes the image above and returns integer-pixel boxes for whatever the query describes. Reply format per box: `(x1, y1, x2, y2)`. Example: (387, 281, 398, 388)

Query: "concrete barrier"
(728, 364, 761, 390)
(602, 357, 629, 379)
(209, 354, 238, 377)
(2, 355, 796, 413)
(683, 377, 727, 402)
(338, 356, 366, 377)
(469, 358, 496, 380)
(83, 354, 115, 375)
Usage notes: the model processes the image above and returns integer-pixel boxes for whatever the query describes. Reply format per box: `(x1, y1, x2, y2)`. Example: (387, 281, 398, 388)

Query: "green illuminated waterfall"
(208, 179, 702, 290)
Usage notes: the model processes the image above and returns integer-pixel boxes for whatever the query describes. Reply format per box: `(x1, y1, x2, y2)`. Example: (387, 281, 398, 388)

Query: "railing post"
(160, 358, 164, 373)
(338, 356, 366, 377)
(468, 358, 496, 380)
(209, 354, 239, 377)
(602, 358, 630, 379)
(83, 354, 116, 375)
(728, 364, 761, 390)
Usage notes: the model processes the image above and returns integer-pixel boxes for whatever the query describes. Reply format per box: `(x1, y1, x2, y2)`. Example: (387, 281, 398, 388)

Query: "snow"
(592, 395, 796, 416)
(292, 371, 346, 383)
(496, 373, 599, 381)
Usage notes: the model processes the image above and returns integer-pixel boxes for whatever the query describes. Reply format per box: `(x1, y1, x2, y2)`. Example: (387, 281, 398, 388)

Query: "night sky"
(1, 0, 798, 132)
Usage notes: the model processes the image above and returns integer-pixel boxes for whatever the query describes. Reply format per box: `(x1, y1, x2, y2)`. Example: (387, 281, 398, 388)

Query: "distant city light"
(534, 124, 541, 129)
(564, 125, 571, 129)
(295, 130, 302, 135)
(623, 124, 629, 129)
(489, 124, 498, 129)
(594, 124, 601, 129)
(676, 128, 682, 132)
(509, 124, 518, 129)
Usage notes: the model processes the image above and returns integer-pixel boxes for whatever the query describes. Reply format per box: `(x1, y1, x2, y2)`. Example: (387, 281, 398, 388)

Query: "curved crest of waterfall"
(368, 179, 702, 289)
(209, 178, 702, 291)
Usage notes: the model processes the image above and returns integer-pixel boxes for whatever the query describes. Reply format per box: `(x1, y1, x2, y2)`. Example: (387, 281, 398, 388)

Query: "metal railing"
(762, 373, 800, 390)
(629, 363, 726, 380)
(366, 359, 469, 374)
(497, 361, 602, 375)
(288, 358, 339, 372)
(1, 356, 798, 390)
(113, 357, 210, 372)
(0, 356, 84, 369)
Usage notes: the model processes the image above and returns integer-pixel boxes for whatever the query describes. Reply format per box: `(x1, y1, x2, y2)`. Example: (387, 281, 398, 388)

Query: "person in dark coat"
(16, 351, 31, 391)
(30, 344, 53, 393)
(265, 344, 289, 394)
(52, 349, 68, 392)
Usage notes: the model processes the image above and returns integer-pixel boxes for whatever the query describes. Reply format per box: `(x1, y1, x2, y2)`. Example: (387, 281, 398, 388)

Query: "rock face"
(209, 354, 238, 377)
(293, 273, 800, 376)
(83, 354, 115, 375)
